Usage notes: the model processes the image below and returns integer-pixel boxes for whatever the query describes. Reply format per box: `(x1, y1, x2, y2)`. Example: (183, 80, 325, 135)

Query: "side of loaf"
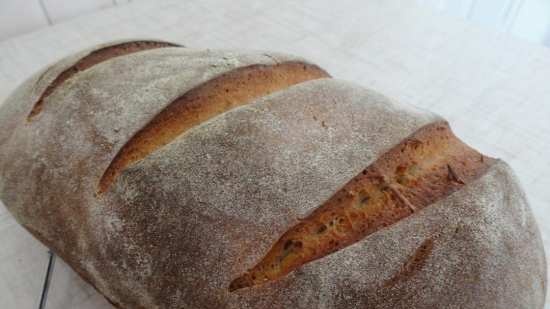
(0, 40, 546, 309)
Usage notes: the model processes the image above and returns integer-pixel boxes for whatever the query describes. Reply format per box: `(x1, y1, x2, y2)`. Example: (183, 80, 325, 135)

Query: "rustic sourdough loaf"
(0, 40, 546, 309)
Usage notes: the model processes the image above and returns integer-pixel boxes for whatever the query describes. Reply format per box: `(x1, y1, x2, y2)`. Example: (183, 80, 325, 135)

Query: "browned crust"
(27, 41, 180, 120)
(384, 237, 436, 287)
(230, 121, 495, 291)
(97, 62, 330, 193)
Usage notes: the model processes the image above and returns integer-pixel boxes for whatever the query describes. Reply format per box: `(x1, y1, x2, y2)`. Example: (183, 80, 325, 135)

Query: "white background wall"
(1, 0, 550, 45)
(416, 0, 550, 45)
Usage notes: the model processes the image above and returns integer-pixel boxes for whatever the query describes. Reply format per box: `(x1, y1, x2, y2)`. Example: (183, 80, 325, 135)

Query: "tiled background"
(0, 0, 549, 308)
(0, 0, 132, 41)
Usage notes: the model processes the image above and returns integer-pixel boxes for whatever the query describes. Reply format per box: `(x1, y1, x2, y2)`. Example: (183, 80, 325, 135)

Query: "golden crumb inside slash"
(97, 62, 329, 194)
(229, 122, 494, 291)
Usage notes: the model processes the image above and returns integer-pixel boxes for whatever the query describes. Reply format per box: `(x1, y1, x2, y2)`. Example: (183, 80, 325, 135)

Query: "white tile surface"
(0, 0, 123, 41)
(0, 0, 50, 40)
(0, 0, 549, 307)
(43, 0, 114, 23)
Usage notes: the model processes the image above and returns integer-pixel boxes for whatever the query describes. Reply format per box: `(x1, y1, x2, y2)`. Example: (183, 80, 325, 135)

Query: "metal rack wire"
(38, 251, 56, 309)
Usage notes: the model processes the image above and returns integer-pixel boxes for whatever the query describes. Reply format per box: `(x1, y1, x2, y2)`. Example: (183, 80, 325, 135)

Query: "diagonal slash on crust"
(97, 62, 330, 194)
(27, 40, 181, 121)
(229, 121, 495, 291)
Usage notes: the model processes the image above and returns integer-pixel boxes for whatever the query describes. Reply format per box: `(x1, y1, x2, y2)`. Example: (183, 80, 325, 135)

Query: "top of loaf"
(0, 41, 545, 309)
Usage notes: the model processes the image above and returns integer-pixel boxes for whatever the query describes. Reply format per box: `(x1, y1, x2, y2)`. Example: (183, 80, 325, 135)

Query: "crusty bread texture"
(0, 40, 546, 309)
(229, 121, 495, 291)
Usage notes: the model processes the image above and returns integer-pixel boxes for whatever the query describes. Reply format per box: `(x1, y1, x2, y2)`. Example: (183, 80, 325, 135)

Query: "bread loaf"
(0, 40, 546, 309)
